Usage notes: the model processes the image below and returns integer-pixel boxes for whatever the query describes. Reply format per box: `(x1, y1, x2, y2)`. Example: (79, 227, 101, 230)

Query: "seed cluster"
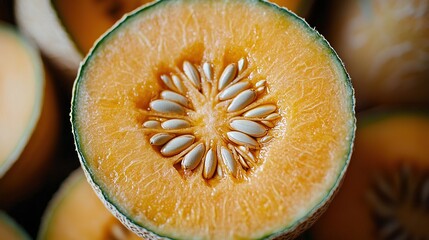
(142, 58, 280, 180)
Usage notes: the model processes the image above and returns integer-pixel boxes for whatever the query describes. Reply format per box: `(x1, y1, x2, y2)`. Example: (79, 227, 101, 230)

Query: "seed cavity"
(142, 58, 280, 181)
(218, 63, 238, 91)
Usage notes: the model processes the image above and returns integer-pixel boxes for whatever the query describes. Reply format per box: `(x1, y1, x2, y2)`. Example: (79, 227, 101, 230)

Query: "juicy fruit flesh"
(311, 113, 429, 240)
(0, 27, 40, 175)
(73, 0, 354, 239)
(41, 170, 141, 240)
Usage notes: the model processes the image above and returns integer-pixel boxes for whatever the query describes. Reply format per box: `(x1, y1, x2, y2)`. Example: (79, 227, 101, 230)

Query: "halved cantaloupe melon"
(39, 169, 142, 240)
(311, 110, 429, 239)
(0, 23, 59, 207)
(71, 0, 355, 239)
(328, 0, 429, 108)
(0, 212, 31, 240)
(15, 0, 313, 78)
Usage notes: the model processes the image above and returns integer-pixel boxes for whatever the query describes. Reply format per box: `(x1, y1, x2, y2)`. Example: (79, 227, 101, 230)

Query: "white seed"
(237, 57, 247, 74)
(238, 155, 249, 169)
(265, 113, 281, 121)
(172, 74, 185, 93)
(255, 80, 266, 88)
(218, 63, 238, 90)
(143, 120, 161, 129)
(182, 143, 205, 170)
(230, 119, 267, 137)
(227, 131, 259, 149)
(259, 135, 273, 143)
(227, 89, 256, 112)
(203, 148, 217, 179)
(220, 146, 237, 176)
(160, 135, 195, 157)
(218, 81, 250, 101)
(150, 99, 185, 115)
(160, 90, 189, 107)
(160, 74, 177, 91)
(236, 146, 256, 163)
(183, 61, 201, 89)
(261, 120, 274, 128)
(150, 133, 175, 146)
(161, 119, 190, 129)
(217, 163, 223, 177)
(110, 223, 128, 240)
(243, 104, 277, 117)
(255, 86, 266, 95)
(203, 62, 213, 82)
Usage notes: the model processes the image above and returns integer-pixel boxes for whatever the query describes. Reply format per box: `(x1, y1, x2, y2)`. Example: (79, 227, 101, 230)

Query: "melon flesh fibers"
(71, 0, 355, 239)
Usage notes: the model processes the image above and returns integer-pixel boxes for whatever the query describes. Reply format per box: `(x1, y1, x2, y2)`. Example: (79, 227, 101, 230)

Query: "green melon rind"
(0, 22, 45, 179)
(37, 169, 84, 240)
(70, 0, 355, 239)
(0, 211, 31, 240)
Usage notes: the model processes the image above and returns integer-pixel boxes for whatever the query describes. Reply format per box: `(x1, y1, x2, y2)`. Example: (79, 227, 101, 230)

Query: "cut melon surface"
(0, 23, 42, 177)
(71, 0, 355, 239)
(39, 169, 142, 240)
(0, 212, 31, 240)
(311, 110, 429, 239)
(16, 0, 312, 78)
(0, 23, 59, 207)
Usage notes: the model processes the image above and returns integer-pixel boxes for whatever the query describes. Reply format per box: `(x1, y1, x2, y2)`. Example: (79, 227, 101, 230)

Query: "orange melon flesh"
(54, 0, 312, 54)
(39, 169, 142, 240)
(72, 0, 355, 239)
(0, 25, 42, 177)
(311, 112, 429, 239)
(0, 212, 30, 240)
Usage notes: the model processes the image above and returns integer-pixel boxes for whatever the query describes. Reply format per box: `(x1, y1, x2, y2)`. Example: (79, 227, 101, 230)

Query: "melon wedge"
(0, 212, 31, 240)
(311, 110, 429, 239)
(39, 169, 142, 240)
(71, 0, 355, 239)
(15, 0, 313, 78)
(0, 23, 59, 207)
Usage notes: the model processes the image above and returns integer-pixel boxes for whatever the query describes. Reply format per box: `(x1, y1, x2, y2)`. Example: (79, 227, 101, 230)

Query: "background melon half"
(0, 22, 60, 207)
(38, 169, 142, 240)
(0, 212, 31, 240)
(311, 110, 429, 239)
(15, 0, 313, 80)
(71, 0, 355, 239)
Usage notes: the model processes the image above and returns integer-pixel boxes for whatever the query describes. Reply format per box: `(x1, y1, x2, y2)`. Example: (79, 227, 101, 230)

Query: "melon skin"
(0, 212, 31, 240)
(71, 0, 355, 239)
(0, 23, 60, 207)
(310, 109, 429, 239)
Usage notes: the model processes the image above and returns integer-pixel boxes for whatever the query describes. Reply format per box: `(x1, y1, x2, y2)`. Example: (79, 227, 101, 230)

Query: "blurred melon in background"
(39, 169, 142, 240)
(0, 22, 60, 208)
(0, 212, 30, 240)
(310, 110, 429, 239)
(327, 0, 429, 109)
(15, 0, 313, 82)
